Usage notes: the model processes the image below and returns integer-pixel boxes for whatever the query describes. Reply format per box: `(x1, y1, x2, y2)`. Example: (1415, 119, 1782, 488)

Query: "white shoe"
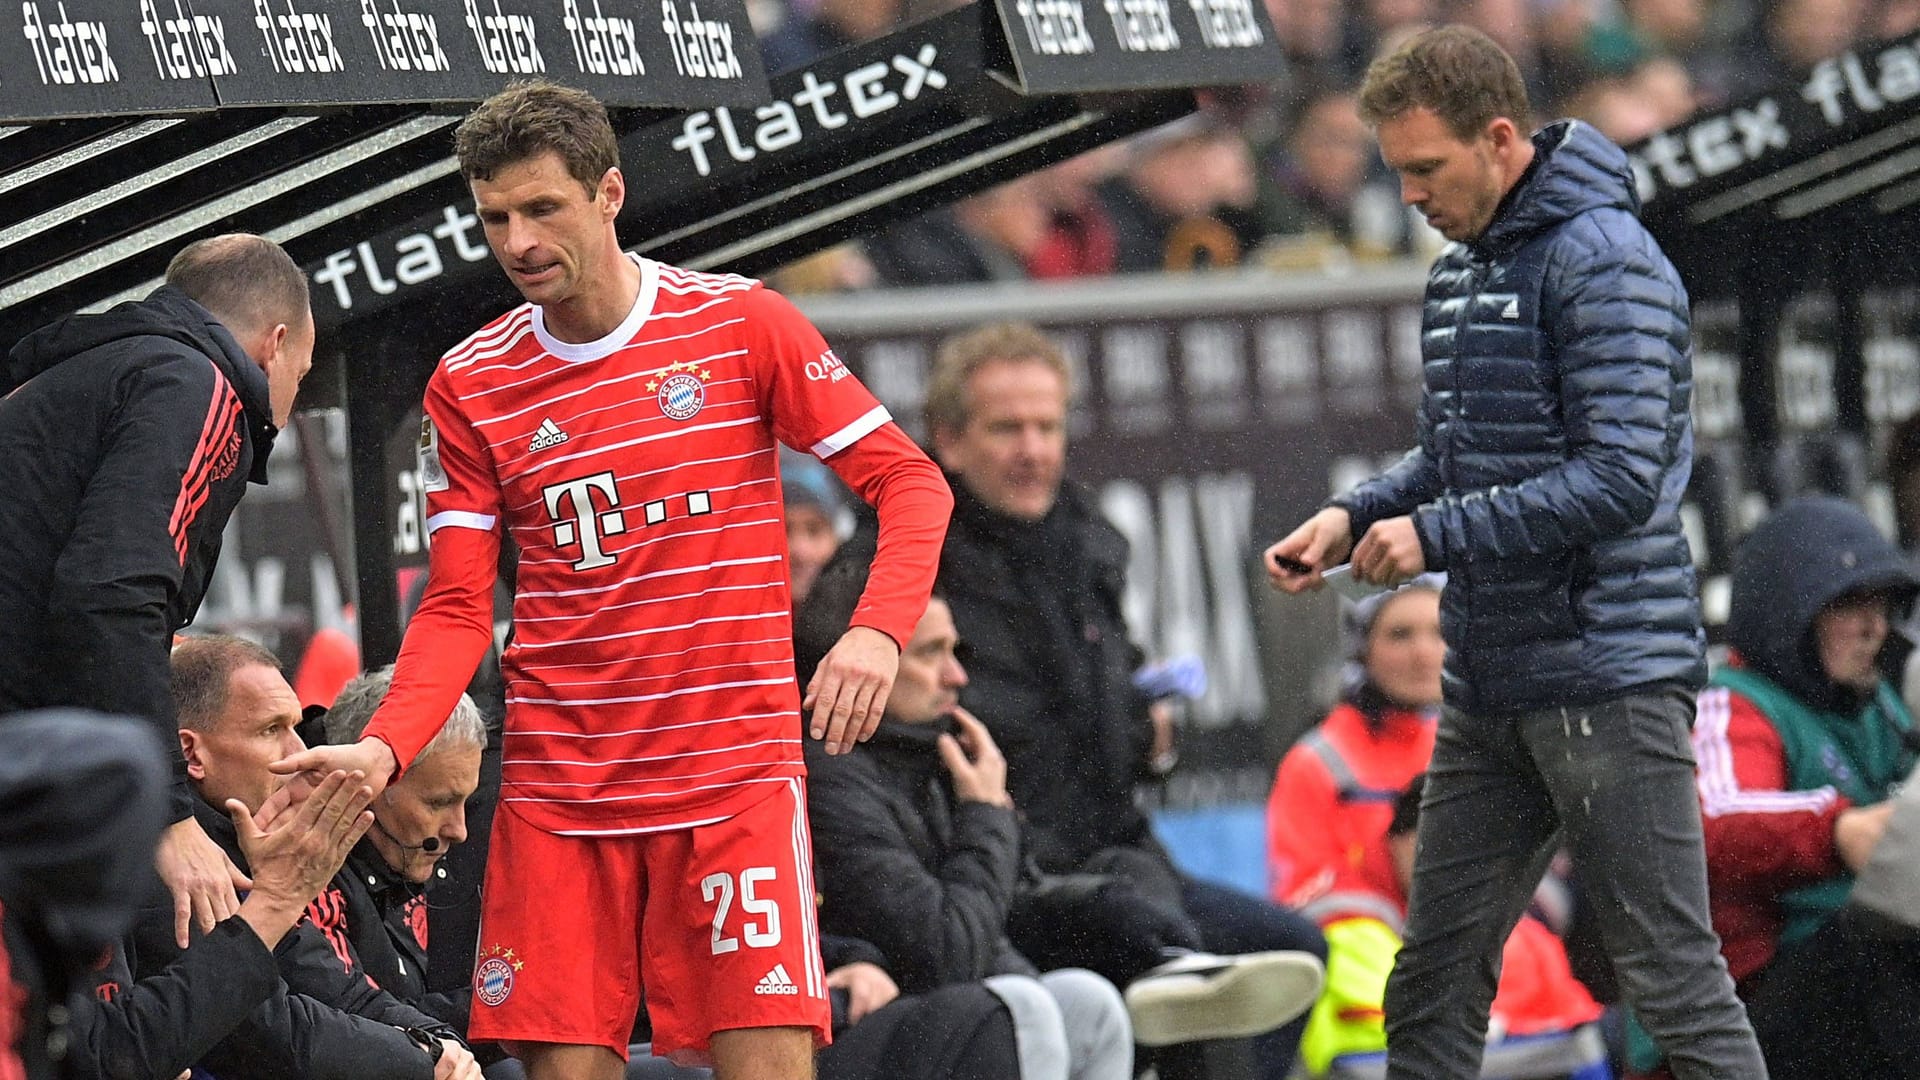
(1123, 950, 1326, 1047)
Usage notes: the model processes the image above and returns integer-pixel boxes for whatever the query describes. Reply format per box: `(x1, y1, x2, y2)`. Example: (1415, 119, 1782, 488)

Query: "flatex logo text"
(22, 0, 120, 85)
(362, 0, 449, 72)
(465, 0, 542, 74)
(142, 0, 236, 79)
(671, 44, 947, 177)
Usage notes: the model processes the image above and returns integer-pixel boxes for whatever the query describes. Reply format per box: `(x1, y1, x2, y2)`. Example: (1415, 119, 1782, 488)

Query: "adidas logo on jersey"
(529, 418, 570, 452)
(754, 965, 800, 996)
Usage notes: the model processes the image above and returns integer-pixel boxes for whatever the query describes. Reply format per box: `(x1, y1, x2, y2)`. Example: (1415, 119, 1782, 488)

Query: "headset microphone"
(373, 818, 443, 854)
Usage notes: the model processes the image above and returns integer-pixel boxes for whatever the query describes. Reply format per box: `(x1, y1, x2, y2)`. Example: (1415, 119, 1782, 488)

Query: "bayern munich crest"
(646, 360, 713, 421)
(474, 944, 521, 1006)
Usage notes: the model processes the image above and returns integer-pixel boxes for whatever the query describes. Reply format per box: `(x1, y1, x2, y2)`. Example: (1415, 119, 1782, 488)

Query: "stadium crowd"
(749, 0, 1903, 289)
(5, 5, 1920, 1080)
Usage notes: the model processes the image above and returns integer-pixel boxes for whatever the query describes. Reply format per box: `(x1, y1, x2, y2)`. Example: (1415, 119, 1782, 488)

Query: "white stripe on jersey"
(656, 262, 756, 287)
(469, 348, 748, 428)
(510, 581, 776, 623)
(444, 324, 540, 373)
(511, 512, 782, 570)
(509, 708, 792, 739)
(456, 318, 747, 403)
(486, 378, 753, 455)
(553, 814, 733, 836)
(507, 446, 775, 513)
(517, 657, 790, 689)
(426, 510, 498, 533)
(511, 637, 792, 674)
(513, 610, 789, 651)
(443, 308, 534, 370)
(507, 674, 793, 706)
(786, 778, 825, 997)
(515, 554, 783, 600)
(505, 765, 795, 802)
(457, 346, 571, 380)
(499, 414, 763, 484)
(811, 405, 891, 458)
(646, 294, 735, 321)
(655, 269, 755, 295)
(504, 737, 800, 770)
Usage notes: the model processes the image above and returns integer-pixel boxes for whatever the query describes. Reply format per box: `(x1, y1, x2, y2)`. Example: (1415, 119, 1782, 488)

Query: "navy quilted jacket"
(1334, 120, 1706, 713)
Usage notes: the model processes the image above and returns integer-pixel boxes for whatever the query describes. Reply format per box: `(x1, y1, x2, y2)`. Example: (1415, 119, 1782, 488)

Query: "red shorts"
(466, 778, 830, 1063)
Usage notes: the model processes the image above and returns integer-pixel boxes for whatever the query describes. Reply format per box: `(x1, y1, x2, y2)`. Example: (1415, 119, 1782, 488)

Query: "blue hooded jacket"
(1334, 120, 1705, 713)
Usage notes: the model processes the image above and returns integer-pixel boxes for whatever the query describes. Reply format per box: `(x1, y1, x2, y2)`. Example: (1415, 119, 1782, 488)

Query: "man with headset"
(306, 665, 490, 1040)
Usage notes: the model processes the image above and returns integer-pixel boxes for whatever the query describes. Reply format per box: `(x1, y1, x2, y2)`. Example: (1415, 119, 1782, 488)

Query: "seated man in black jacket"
(162, 634, 481, 1080)
(798, 582, 1324, 1077)
(801, 594, 1133, 1080)
(73, 767, 389, 1080)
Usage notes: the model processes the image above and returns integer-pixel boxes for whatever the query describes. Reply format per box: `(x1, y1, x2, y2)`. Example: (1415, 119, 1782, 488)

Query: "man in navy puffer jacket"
(1264, 25, 1766, 1080)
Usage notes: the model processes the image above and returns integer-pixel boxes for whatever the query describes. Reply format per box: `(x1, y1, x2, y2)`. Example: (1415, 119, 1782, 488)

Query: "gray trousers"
(986, 968, 1133, 1080)
(1382, 688, 1767, 1080)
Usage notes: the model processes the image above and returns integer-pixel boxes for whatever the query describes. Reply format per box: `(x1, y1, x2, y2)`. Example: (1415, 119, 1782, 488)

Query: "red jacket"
(1692, 684, 1851, 984)
(1267, 701, 1435, 926)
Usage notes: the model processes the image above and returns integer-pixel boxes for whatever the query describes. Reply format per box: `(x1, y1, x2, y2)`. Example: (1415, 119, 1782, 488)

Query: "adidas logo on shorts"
(754, 964, 800, 996)
(529, 418, 570, 452)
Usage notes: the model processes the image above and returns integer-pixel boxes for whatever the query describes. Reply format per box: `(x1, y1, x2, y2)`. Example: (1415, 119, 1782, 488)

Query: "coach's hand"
(1351, 516, 1426, 586)
(271, 737, 400, 802)
(1264, 507, 1354, 593)
(805, 625, 900, 755)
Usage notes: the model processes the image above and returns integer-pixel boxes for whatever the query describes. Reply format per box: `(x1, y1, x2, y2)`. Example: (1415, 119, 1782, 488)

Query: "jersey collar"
(531, 254, 659, 363)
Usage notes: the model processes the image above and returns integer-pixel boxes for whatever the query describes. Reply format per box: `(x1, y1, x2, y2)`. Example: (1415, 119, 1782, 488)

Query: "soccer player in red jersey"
(274, 82, 952, 1080)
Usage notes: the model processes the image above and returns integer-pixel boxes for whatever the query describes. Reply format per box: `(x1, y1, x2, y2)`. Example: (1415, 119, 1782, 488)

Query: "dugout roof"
(0, 0, 1283, 659)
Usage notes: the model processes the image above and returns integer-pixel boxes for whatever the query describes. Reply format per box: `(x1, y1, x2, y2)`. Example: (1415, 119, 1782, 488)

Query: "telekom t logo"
(543, 471, 627, 571)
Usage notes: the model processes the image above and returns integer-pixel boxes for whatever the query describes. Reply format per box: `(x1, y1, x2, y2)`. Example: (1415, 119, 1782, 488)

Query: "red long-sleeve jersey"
(365, 259, 950, 835)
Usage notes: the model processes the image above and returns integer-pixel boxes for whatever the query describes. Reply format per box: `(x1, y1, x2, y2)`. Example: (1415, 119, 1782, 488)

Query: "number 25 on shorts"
(702, 868, 782, 955)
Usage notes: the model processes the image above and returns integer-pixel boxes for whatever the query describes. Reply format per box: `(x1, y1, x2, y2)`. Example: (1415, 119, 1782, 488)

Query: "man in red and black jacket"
(0, 235, 314, 953)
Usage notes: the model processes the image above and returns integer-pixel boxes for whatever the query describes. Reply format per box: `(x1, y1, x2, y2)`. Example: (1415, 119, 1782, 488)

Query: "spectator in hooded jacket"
(1264, 26, 1762, 1079)
(1694, 495, 1920, 1079)
(0, 235, 315, 953)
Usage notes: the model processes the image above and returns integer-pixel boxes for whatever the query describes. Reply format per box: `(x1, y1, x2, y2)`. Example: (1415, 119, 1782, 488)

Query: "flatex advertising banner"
(194, 0, 766, 107)
(303, 9, 979, 327)
(1627, 30, 1920, 219)
(0, 0, 764, 120)
(988, 0, 1281, 94)
(1, 0, 223, 118)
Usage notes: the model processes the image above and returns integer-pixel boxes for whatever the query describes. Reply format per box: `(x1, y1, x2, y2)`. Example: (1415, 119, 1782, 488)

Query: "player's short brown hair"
(455, 80, 620, 195)
(924, 322, 1071, 437)
(1357, 25, 1532, 140)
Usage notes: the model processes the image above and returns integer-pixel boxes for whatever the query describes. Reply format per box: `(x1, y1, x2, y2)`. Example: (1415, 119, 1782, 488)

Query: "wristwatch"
(400, 1026, 445, 1067)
